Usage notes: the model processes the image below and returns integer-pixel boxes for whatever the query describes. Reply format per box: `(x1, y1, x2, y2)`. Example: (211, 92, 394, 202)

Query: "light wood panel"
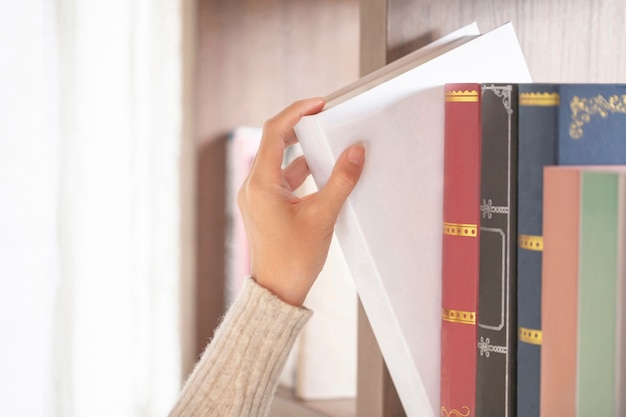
(381, 0, 626, 82)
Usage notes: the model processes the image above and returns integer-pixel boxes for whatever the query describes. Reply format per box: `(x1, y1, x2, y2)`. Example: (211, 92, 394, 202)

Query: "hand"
(238, 98, 365, 306)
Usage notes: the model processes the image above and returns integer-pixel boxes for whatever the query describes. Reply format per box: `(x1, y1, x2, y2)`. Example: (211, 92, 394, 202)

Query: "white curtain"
(0, 1, 49, 416)
(35, 1, 192, 416)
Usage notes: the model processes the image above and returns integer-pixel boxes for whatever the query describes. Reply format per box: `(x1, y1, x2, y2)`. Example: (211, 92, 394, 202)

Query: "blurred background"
(2, 0, 359, 416)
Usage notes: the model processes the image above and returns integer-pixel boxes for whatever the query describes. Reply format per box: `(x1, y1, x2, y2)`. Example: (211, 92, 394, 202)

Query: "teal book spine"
(516, 85, 558, 417)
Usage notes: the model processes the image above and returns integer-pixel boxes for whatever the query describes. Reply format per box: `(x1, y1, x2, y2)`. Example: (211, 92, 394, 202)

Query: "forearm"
(169, 278, 312, 417)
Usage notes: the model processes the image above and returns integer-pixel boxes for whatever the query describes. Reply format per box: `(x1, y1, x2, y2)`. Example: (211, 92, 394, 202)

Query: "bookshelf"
(358, 1, 626, 416)
(194, 0, 626, 416)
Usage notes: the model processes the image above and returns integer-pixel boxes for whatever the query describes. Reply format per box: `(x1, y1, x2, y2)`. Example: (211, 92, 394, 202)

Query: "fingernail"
(347, 145, 365, 166)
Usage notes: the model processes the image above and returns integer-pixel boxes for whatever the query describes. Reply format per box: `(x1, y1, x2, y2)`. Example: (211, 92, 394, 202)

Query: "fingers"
(282, 155, 311, 192)
(254, 98, 325, 176)
(317, 144, 365, 218)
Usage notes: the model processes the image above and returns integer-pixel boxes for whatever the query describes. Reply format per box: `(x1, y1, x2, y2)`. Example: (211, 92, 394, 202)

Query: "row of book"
(441, 83, 626, 417)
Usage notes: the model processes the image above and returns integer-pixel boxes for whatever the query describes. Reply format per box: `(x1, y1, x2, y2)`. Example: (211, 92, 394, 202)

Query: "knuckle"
(333, 172, 356, 194)
(263, 117, 279, 135)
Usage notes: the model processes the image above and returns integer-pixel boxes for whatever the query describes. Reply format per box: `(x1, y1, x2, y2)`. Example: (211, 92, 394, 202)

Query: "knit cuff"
(170, 277, 312, 417)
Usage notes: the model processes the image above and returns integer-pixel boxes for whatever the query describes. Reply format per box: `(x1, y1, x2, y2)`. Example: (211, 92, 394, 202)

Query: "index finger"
(254, 98, 325, 175)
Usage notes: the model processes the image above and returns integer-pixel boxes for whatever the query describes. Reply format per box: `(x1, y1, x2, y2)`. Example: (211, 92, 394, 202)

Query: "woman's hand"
(238, 98, 365, 306)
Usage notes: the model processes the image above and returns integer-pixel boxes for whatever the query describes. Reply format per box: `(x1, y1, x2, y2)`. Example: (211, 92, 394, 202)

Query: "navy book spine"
(516, 84, 558, 417)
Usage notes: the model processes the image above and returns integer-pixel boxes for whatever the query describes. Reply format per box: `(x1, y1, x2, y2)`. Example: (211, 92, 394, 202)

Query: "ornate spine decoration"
(445, 89, 479, 102)
(442, 308, 476, 325)
(441, 406, 471, 417)
(519, 326, 543, 345)
(482, 84, 513, 115)
(569, 94, 626, 139)
(519, 92, 560, 106)
(443, 222, 478, 237)
(480, 198, 509, 219)
(518, 234, 544, 251)
(477, 337, 507, 358)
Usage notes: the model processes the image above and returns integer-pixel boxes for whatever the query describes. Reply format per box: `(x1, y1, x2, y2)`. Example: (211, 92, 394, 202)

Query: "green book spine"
(578, 172, 619, 417)
(618, 175, 626, 417)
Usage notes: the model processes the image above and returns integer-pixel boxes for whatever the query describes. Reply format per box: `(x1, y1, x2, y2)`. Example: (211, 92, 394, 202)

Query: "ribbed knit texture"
(169, 277, 312, 417)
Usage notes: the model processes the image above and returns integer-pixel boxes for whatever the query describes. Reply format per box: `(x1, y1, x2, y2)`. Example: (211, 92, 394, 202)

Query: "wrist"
(253, 273, 310, 307)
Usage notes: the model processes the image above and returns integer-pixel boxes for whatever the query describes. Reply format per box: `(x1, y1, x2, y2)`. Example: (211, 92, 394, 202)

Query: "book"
(286, 147, 358, 400)
(516, 84, 558, 417)
(517, 83, 626, 417)
(294, 22, 531, 417)
(225, 127, 262, 304)
(542, 167, 626, 417)
(615, 172, 626, 416)
(476, 84, 519, 417)
(295, 231, 358, 400)
(541, 167, 581, 417)
(440, 83, 482, 417)
(577, 169, 626, 417)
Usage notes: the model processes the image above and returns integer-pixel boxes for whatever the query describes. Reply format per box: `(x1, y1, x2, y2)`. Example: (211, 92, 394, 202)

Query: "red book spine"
(440, 84, 481, 417)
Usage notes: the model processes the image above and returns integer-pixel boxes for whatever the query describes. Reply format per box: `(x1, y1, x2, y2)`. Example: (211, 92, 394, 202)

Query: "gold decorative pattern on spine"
(442, 308, 476, 325)
(445, 90, 479, 102)
(443, 222, 478, 237)
(519, 234, 544, 251)
(519, 92, 560, 106)
(570, 94, 626, 139)
(441, 406, 471, 417)
(519, 326, 543, 345)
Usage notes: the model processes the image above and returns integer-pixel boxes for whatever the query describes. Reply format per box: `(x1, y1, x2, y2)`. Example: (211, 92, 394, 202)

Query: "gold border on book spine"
(441, 406, 471, 417)
(519, 234, 544, 251)
(442, 308, 476, 325)
(443, 222, 478, 237)
(519, 92, 560, 106)
(519, 326, 543, 345)
(445, 90, 479, 102)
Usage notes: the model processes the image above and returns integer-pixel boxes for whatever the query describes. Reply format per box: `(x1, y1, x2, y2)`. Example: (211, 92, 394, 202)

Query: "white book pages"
(294, 22, 532, 417)
(295, 173, 357, 400)
(225, 127, 262, 305)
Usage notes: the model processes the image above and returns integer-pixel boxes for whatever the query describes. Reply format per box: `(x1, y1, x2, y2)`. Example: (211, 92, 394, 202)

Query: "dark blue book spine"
(558, 84, 626, 164)
(516, 84, 558, 417)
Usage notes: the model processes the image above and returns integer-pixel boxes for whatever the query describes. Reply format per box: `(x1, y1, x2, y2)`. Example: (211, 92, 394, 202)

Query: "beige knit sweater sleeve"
(169, 277, 313, 417)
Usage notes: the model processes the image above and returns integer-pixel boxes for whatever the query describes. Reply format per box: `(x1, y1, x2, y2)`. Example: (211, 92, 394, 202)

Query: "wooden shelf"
(270, 386, 355, 417)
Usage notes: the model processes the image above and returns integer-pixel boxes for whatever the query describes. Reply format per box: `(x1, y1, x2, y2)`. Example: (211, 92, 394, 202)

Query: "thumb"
(317, 144, 365, 218)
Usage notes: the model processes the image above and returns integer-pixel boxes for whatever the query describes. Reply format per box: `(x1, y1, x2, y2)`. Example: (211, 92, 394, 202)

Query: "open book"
(294, 22, 532, 417)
